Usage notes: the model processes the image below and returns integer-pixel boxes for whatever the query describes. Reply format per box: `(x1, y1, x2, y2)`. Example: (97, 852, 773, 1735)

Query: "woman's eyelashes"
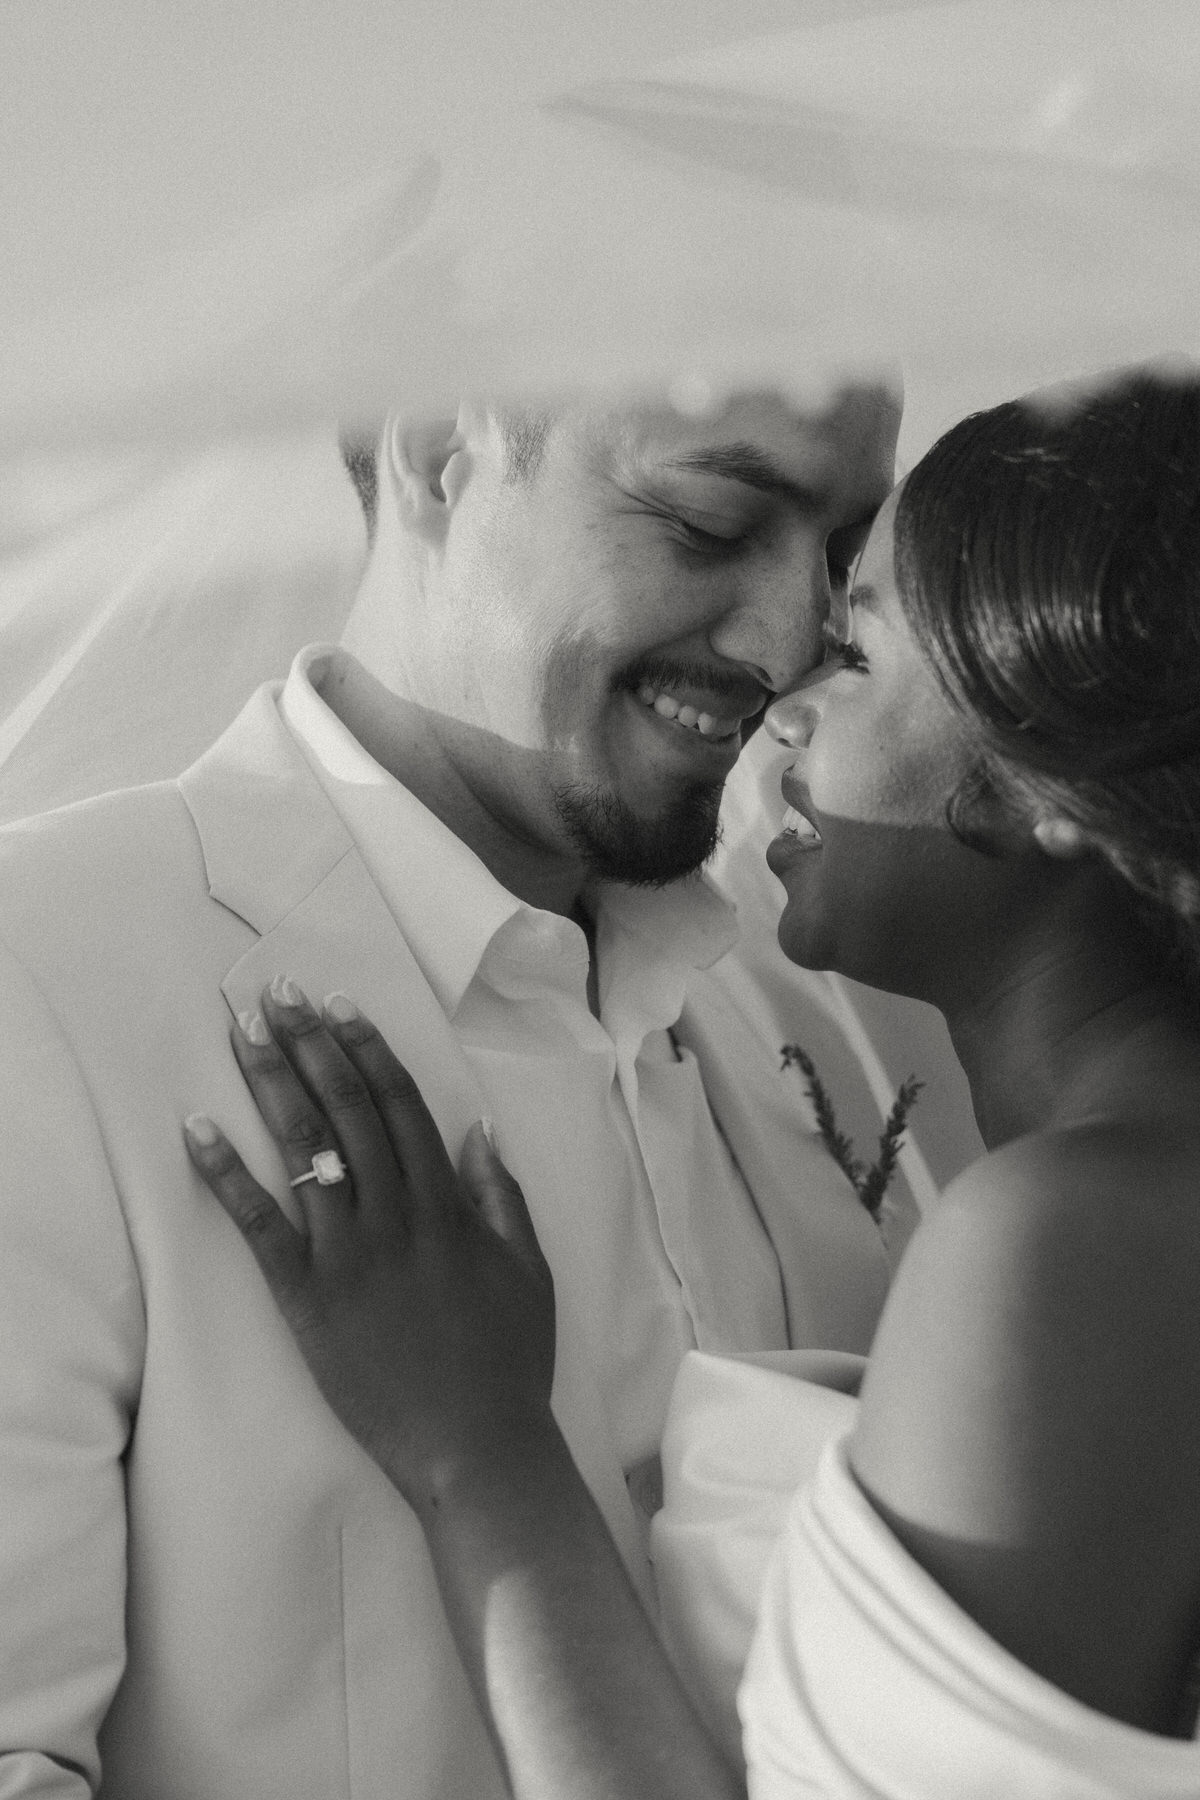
(822, 624, 869, 672)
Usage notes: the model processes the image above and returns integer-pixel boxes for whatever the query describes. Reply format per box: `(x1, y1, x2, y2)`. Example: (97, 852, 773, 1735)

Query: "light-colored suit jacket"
(0, 684, 889, 1799)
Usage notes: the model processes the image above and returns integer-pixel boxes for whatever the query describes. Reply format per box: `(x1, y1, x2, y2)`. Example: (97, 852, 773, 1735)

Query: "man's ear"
(382, 413, 469, 543)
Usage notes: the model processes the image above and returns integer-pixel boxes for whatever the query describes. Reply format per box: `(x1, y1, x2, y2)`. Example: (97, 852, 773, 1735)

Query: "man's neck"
(318, 650, 589, 919)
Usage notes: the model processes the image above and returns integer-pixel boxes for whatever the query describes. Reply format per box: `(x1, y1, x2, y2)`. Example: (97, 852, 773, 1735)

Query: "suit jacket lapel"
(178, 682, 652, 1593)
(179, 682, 490, 1155)
(677, 962, 890, 1355)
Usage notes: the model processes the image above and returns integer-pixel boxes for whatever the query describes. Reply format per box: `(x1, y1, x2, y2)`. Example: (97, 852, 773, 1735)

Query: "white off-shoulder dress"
(653, 1351, 1200, 1798)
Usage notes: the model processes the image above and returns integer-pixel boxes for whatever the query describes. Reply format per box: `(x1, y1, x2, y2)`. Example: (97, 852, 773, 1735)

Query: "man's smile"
(633, 680, 744, 742)
(618, 656, 769, 752)
(620, 690, 744, 769)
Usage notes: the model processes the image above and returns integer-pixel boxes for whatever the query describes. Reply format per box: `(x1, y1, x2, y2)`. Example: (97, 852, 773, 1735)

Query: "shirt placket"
(609, 975, 707, 1343)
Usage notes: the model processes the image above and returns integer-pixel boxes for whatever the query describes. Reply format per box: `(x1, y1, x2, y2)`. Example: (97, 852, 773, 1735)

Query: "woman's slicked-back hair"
(893, 364, 1200, 977)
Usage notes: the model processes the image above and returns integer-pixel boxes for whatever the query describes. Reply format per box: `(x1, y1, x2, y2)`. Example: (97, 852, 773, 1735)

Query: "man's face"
(396, 386, 899, 886)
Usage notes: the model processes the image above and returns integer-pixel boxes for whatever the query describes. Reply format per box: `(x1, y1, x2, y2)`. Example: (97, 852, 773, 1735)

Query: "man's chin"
(555, 780, 723, 887)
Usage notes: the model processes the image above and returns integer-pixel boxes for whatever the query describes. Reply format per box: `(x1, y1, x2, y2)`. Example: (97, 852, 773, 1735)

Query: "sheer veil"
(0, 436, 367, 821)
(2, 0, 1196, 822)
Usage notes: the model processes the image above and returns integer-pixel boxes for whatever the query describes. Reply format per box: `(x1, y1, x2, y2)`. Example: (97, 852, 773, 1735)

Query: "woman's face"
(764, 488, 1022, 1001)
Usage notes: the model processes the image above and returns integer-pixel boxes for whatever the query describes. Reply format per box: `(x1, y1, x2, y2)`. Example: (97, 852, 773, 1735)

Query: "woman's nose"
(764, 673, 826, 748)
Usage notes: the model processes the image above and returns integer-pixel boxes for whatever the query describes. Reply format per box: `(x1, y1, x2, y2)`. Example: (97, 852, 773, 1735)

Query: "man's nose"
(706, 544, 829, 695)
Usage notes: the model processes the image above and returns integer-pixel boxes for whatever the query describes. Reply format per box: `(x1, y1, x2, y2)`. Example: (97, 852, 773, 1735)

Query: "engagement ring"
(289, 1150, 348, 1188)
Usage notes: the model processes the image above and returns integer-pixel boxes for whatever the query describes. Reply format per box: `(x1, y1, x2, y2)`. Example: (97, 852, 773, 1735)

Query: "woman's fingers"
(317, 994, 465, 1225)
(237, 978, 403, 1232)
(215, 979, 475, 1247)
(460, 1121, 547, 1272)
(185, 994, 558, 1509)
(183, 1113, 309, 1301)
(231, 1006, 348, 1183)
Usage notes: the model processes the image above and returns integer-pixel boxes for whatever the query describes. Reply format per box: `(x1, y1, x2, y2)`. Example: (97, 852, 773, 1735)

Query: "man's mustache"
(616, 655, 767, 711)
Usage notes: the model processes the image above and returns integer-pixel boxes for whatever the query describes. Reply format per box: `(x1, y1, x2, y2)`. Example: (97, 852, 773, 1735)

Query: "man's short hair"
(497, 407, 552, 484)
(339, 433, 380, 538)
(338, 407, 552, 540)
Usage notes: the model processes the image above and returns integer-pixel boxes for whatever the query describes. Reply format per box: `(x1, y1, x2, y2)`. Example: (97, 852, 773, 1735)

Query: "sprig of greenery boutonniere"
(780, 1045, 923, 1225)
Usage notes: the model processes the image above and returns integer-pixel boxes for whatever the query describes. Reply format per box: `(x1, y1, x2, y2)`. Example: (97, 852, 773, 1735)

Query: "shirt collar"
(279, 645, 523, 1016)
(592, 873, 738, 1042)
(278, 643, 739, 1027)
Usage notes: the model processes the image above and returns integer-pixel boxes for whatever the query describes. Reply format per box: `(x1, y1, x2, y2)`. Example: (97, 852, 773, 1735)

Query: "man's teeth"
(636, 683, 740, 740)
(781, 806, 821, 843)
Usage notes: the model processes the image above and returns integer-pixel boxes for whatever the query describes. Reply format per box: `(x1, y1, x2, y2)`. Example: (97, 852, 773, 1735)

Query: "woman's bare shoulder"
(850, 1120, 1200, 1732)
(870, 1115, 1200, 1358)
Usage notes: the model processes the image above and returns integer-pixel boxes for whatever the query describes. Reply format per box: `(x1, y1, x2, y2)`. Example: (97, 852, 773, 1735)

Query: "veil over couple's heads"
(337, 384, 899, 895)
(768, 363, 1200, 1003)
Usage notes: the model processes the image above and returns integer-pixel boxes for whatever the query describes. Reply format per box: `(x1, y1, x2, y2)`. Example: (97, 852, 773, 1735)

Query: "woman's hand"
(183, 977, 557, 1517)
(185, 978, 744, 1800)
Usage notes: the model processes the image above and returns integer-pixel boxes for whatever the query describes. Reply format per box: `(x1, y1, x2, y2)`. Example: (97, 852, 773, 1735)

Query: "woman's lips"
(778, 768, 823, 840)
(779, 804, 822, 844)
(766, 769, 823, 876)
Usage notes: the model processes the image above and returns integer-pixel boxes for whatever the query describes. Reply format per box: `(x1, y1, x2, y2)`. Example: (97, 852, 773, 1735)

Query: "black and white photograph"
(1, 3, 1197, 1793)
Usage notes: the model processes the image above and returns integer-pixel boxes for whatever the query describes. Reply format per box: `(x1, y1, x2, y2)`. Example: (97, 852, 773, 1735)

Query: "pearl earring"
(1032, 817, 1089, 858)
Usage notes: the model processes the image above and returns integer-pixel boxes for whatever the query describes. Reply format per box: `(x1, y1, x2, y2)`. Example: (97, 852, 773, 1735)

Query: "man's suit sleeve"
(0, 939, 145, 1796)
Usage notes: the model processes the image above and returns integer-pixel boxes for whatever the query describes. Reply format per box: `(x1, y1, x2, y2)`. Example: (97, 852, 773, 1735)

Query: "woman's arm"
(183, 980, 743, 1800)
(421, 1434, 744, 1800)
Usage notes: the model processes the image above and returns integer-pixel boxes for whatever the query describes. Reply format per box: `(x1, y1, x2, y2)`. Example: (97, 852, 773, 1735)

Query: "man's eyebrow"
(664, 442, 825, 509)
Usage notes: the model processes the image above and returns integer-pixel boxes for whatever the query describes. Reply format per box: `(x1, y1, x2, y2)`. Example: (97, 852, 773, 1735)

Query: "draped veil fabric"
(2, 1, 1197, 819)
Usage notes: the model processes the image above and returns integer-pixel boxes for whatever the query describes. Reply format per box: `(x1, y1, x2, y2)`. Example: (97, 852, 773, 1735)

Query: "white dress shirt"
(280, 646, 789, 1475)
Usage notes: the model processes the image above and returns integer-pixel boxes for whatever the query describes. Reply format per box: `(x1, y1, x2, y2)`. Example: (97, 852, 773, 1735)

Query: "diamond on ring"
(289, 1149, 347, 1188)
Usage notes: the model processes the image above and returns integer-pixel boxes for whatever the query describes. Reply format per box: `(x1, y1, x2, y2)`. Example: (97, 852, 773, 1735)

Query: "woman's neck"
(941, 888, 1200, 1151)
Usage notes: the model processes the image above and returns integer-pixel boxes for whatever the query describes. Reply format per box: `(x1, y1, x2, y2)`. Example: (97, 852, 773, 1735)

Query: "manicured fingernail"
(238, 1009, 270, 1046)
(269, 973, 305, 1008)
(479, 1115, 498, 1151)
(184, 1113, 220, 1146)
(323, 991, 359, 1024)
